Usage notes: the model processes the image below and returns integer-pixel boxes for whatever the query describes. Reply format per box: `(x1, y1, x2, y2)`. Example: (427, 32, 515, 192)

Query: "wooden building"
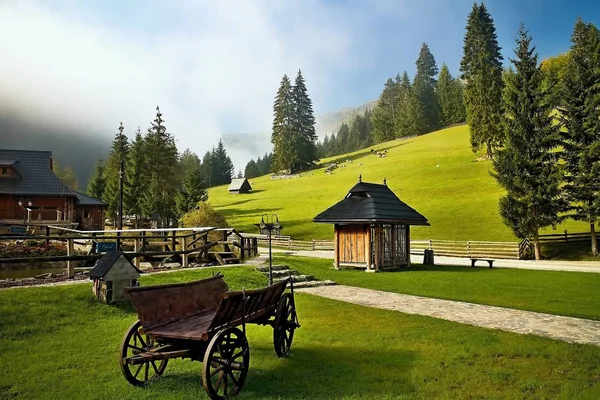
(313, 177, 429, 271)
(90, 251, 142, 303)
(228, 178, 252, 194)
(0, 149, 106, 230)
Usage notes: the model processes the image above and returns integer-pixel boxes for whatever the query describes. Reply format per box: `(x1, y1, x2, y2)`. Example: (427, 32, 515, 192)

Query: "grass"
(280, 255, 600, 320)
(207, 125, 590, 242)
(2, 267, 600, 399)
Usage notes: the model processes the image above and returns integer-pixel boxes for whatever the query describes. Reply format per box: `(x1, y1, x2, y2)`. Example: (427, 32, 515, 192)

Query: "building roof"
(228, 178, 252, 192)
(0, 149, 74, 196)
(73, 190, 108, 206)
(313, 179, 429, 225)
(89, 251, 142, 279)
(0, 159, 17, 166)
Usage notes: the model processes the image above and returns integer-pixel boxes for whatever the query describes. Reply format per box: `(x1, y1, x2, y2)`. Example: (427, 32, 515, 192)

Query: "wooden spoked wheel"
(202, 327, 250, 400)
(120, 320, 168, 387)
(273, 293, 297, 357)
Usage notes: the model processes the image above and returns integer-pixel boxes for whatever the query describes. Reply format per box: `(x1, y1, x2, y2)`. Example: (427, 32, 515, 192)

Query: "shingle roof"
(0, 159, 17, 166)
(73, 190, 108, 206)
(89, 251, 142, 279)
(228, 178, 252, 192)
(313, 181, 429, 225)
(0, 149, 74, 196)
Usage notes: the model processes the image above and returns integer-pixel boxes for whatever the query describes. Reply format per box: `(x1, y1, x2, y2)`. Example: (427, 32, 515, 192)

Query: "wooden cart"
(120, 274, 299, 400)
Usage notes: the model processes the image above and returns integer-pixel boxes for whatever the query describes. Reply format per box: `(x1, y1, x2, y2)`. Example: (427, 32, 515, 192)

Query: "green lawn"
(207, 125, 590, 242)
(2, 267, 600, 399)
(280, 255, 600, 320)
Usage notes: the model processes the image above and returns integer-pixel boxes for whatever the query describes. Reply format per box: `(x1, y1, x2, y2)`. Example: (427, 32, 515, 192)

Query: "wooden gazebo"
(313, 176, 429, 271)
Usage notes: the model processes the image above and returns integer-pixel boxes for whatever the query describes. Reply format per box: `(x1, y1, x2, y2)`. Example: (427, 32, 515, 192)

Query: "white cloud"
(0, 0, 410, 168)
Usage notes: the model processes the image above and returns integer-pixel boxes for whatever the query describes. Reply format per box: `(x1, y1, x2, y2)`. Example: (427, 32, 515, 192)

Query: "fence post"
(134, 237, 141, 269)
(66, 238, 74, 278)
(467, 241, 470, 257)
(428, 239, 432, 250)
(45, 226, 50, 246)
(564, 229, 568, 243)
(312, 239, 315, 250)
(181, 236, 189, 267)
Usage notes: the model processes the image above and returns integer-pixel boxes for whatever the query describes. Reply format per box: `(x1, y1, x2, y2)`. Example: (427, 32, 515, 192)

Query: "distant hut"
(89, 251, 142, 303)
(228, 178, 252, 194)
(313, 176, 429, 271)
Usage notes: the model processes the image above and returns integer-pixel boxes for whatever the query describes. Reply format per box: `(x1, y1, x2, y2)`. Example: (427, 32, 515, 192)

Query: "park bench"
(120, 274, 299, 400)
(470, 258, 495, 268)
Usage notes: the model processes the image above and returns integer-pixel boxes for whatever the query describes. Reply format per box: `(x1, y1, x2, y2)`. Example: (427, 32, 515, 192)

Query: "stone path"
(299, 285, 600, 346)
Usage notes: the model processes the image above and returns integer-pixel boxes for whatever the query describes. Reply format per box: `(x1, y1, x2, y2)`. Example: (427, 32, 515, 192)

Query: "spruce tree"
(492, 25, 564, 260)
(291, 70, 318, 170)
(86, 159, 105, 199)
(371, 78, 398, 143)
(210, 139, 234, 185)
(244, 159, 260, 179)
(202, 150, 213, 187)
(559, 19, 600, 256)
(336, 123, 350, 154)
(142, 107, 179, 226)
(103, 123, 129, 219)
(124, 127, 147, 221)
(175, 150, 207, 216)
(271, 75, 295, 172)
(437, 64, 466, 127)
(414, 43, 440, 133)
(461, 2, 504, 158)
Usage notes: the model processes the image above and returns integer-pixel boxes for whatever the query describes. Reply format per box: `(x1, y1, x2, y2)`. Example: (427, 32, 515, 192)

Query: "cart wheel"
(273, 293, 297, 357)
(120, 320, 168, 387)
(202, 327, 250, 400)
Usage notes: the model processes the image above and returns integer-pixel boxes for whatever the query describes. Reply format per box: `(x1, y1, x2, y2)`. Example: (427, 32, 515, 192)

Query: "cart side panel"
(209, 279, 289, 331)
(127, 276, 229, 330)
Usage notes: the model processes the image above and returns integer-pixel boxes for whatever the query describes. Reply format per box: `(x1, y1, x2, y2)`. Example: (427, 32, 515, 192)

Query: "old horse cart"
(120, 274, 299, 399)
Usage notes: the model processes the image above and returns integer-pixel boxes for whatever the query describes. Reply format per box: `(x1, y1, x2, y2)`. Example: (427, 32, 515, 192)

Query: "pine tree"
(175, 150, 207, 216)
(103, 123, 129, 219)
(124, 127, 147, 221)
(53, 159, 79, 190)
(461, 2, 504, 158)
(437, 64, 466, 127)
(244, 159, 260, 179)
(559, 18, 600, 256)
(371, 78, 399, 143)
(86, 159, 105, 199)
(336, 123, 350, 154)
(142, 107, 179, 226)
(271, 75, 296, 172)
(291, 70, 318, 170)
(492, 25, 564, 260)
(414, 43, 440, 133)
(202, 150, 213, 187)
(210, 139, 234, 185)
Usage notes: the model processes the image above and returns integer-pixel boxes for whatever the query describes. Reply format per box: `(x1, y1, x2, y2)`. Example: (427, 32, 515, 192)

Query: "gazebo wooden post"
(333, 224, 340, 269)
(406, 225, 411, 267)
(365, 225, 372, 271)
(391, 224, 397, 268)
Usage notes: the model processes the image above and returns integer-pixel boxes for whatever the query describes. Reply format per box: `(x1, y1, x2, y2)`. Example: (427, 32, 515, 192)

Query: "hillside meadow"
(208, 125, 589, 242)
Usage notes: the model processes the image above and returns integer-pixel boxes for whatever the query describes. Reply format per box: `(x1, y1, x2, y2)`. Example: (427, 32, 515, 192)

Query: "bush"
(180, 203, 229, 229)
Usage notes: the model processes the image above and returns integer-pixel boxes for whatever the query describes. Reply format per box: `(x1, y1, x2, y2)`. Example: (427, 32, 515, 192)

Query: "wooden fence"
(410, 240, 521, 259)
(537, 230, 591, 243)
(256, 236, 524, 259)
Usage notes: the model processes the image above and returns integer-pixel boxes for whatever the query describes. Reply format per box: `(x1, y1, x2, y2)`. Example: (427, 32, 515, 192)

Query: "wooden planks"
(126, 275, 228, 330)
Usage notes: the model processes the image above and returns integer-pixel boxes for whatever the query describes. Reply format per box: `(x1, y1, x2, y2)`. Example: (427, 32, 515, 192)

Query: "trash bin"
(423, 249, 435, 265)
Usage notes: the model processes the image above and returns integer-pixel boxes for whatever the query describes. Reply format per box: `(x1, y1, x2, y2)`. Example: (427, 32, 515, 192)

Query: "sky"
(0, 0, 598, 169)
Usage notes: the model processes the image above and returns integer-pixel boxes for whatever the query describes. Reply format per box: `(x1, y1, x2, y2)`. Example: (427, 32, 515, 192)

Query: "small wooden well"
(90, 251, 142, 303)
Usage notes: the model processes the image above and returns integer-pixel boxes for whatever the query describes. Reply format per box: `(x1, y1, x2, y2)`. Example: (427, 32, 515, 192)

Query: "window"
(84, 209, 91, 219)
(1, 167, 7, 176)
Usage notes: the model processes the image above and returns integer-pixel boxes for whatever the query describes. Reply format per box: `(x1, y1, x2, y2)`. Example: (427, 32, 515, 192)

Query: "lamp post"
(116, 122, 125, 252)
(257, 214, 282, 286)
(17, 198, 32, 225)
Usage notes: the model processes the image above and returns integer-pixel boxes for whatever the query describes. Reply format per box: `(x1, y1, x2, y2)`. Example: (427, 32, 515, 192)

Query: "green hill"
(207, 125, 588, 241)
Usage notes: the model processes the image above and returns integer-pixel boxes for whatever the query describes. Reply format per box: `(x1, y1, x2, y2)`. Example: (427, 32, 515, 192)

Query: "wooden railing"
(410, 240, 521, 259)
(537, 230, 591, 243)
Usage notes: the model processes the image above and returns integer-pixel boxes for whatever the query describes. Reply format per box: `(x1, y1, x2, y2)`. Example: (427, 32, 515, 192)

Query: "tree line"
(86, 107, 234, 226)
(460, 4, 600, 259)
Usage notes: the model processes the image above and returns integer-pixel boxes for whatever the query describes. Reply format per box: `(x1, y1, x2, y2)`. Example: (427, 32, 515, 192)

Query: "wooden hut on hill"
(228, 178, 252, 194)
(313, 176, 429, 271)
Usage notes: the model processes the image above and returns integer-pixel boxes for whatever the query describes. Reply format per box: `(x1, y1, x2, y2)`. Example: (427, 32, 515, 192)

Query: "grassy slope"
(2, 269, 600, 399)
(280, 255, 600, 320)
(208, 125, 588, 241)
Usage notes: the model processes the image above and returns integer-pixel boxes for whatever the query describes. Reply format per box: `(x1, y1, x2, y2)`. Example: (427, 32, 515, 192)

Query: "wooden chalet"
(313, 176, 429, 271)
(228, 178, 252, 194)
(0, 149, 107, 231)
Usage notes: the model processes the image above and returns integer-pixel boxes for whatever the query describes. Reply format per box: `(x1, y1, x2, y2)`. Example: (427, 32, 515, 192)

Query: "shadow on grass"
(542, 241, 600, 261)
(146, 345, 417, 399)
(218, 207, 284, 218)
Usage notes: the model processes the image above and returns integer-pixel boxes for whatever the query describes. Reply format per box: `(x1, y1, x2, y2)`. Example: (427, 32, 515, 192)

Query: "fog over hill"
(1, 101, 373, 187)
